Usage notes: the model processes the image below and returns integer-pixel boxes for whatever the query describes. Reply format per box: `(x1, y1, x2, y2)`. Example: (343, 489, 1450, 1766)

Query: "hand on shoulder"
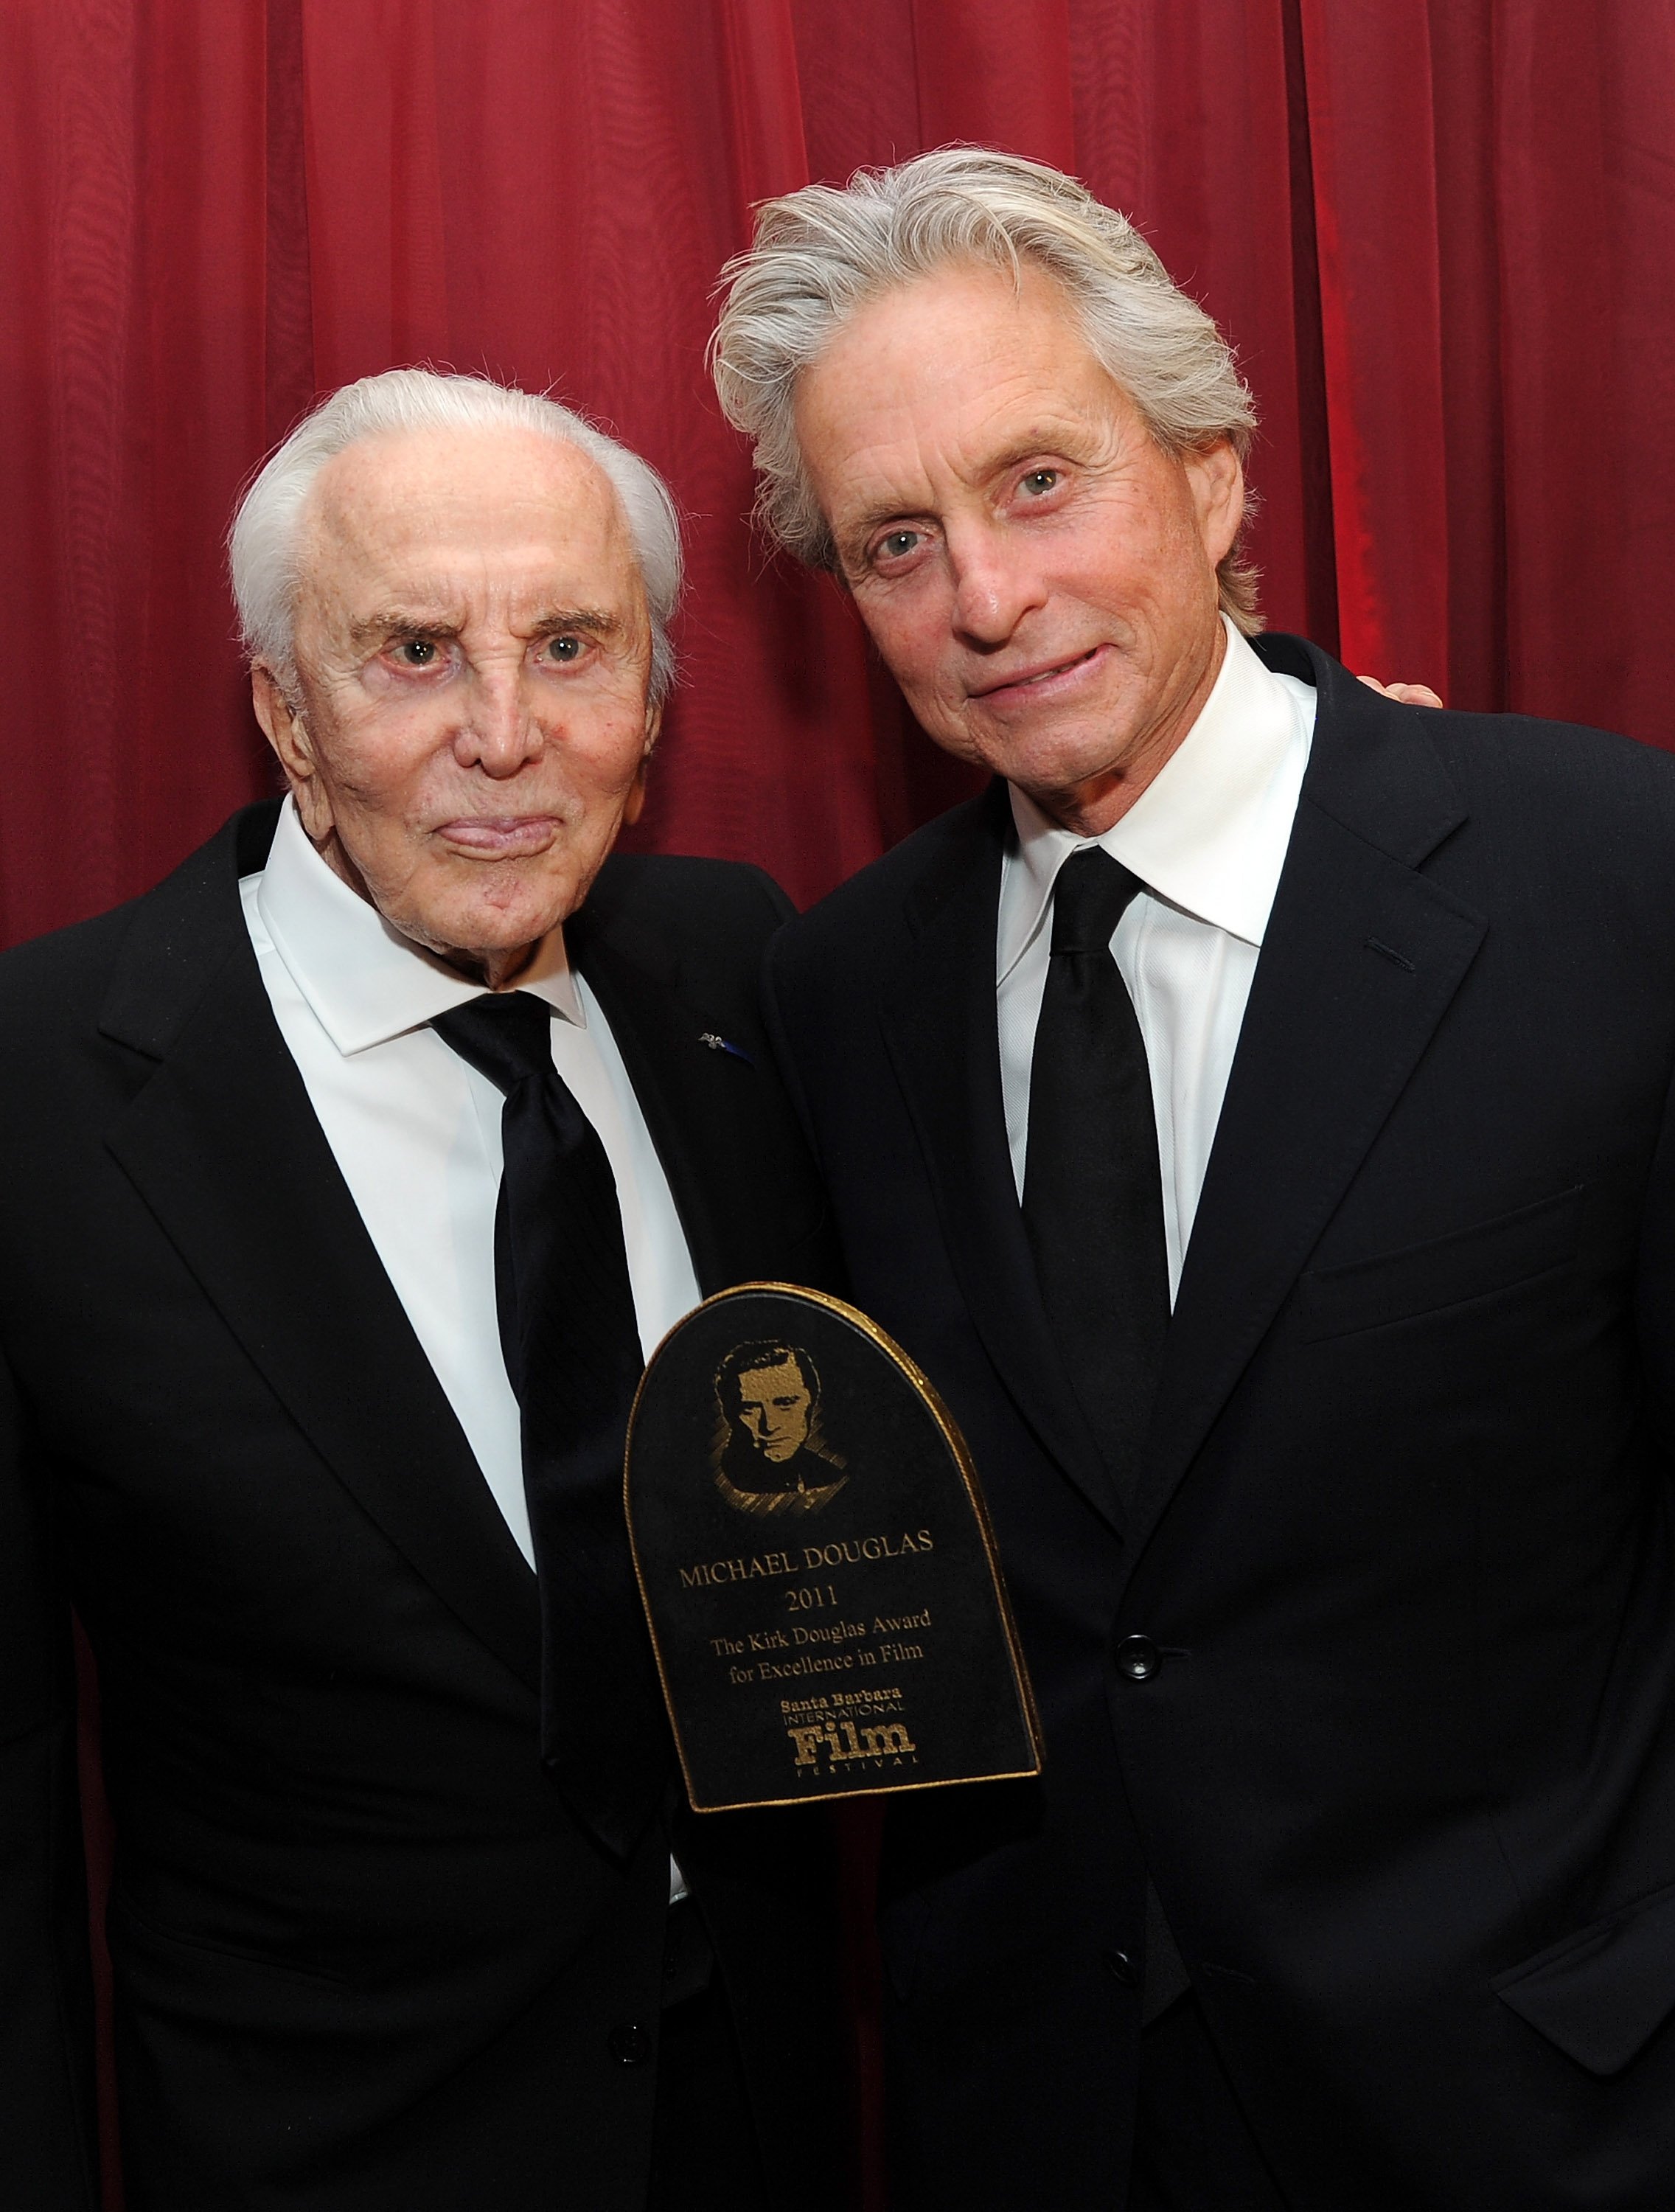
(1357, 675, 1444, 707)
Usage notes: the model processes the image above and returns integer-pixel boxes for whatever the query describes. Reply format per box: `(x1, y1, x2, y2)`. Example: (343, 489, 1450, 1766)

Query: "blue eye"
(880, 531, 920, 560)
(1021, 469, 1059, 495)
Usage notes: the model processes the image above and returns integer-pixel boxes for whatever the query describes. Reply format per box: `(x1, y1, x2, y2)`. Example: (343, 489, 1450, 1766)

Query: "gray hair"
(710, 147, 1261, 632)
(229, 368, 683, 704)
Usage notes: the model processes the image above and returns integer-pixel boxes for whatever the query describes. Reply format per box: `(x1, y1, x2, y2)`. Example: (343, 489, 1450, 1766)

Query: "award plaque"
(624, 1284, 1042, 1812)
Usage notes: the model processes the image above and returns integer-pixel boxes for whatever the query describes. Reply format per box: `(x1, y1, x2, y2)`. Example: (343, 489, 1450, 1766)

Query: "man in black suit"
(0, 369, 843, 2209)
(711, 149, 1675, 2208)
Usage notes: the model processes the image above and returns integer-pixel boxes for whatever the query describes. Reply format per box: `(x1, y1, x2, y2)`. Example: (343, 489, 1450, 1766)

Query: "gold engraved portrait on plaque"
(711, 1340, 849, 1516)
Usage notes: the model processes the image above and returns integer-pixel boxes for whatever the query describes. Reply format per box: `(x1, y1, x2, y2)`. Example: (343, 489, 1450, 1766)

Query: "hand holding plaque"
(625, 1284, 1042, 1811)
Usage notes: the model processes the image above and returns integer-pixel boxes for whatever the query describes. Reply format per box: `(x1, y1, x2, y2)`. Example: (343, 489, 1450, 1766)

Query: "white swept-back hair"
(229, 368, 683, 703)
(711, 147, 1262, 632)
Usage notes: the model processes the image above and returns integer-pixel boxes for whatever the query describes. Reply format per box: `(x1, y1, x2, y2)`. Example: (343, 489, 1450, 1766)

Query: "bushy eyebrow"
(346, 606, 621, 650)
(346, 613, 462, 650)
(527, 608, 619, 639)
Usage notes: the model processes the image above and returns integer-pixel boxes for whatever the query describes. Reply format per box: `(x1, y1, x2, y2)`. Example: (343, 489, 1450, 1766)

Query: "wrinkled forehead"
(793, 260, 1141, 519)
(812, 255, 1093, 380)
(296, 423, 644, 625)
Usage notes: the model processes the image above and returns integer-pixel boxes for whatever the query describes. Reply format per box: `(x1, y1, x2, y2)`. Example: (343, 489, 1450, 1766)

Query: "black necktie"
(1022, 846, 1171, 1509)
(1021, 850, 1189, 2023)
(433, 991, 666, 1860)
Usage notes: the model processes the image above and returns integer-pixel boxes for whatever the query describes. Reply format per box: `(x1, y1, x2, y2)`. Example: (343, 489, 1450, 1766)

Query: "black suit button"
(609, 2020, 652, 2066)
(1102, 1949, 1136, 1986)
(1115, 1634, 1160, 1681)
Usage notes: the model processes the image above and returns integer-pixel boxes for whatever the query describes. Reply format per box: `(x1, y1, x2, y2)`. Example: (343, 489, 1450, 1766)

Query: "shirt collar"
(997, 619, 1313, 984)
(251, 798, 585, 1055)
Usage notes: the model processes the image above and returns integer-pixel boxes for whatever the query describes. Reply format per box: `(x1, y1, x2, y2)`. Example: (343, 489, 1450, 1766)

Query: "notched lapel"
(102, 898, 541, 1694)
(574, 927, 819, 1298)
(1134, 698, 1487, 1551)
(877, 797, 1122, 1532)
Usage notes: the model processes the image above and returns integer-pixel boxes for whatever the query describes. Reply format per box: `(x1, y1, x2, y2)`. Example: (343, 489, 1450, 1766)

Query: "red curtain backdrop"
(5, 5, 1674, 2207)
(5, 0, 1674, 956)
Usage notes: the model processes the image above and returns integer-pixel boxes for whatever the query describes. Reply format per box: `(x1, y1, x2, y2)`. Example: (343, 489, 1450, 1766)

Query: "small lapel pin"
(698, 1031, 756, 1067)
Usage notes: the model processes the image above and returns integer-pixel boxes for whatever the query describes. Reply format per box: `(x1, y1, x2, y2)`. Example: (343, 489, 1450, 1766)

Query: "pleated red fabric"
(4, 0, 1671, 950)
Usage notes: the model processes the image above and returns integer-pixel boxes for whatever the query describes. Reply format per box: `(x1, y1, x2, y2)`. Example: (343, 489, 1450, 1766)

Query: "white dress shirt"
(240, 798, 703, 1570)
(997, 619, 1316, 1300)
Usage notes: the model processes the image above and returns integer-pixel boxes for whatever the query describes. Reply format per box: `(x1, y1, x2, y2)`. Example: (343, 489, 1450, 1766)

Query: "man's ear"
(1184, 439, 1245, 569)
(251, 665, 334, 840)
(622, 699, 664, 828)
(251, 664, 311, 775)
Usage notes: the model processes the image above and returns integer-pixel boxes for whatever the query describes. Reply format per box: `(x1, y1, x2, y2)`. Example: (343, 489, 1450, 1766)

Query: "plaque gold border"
(624, 1281, 1045, 1814)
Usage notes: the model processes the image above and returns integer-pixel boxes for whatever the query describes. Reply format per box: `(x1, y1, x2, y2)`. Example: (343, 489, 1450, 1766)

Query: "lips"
(436, 815, 560, 858)
(970, 643, 1107, 703)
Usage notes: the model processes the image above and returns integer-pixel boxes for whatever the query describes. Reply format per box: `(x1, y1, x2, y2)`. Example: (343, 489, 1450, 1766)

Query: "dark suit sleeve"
(0, 1352, 99, 2208)
(1635, 1051, 1675, 1465)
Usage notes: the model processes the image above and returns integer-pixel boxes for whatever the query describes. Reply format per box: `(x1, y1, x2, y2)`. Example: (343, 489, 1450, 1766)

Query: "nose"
(454, 660, 543, 778)
(947, 520, 1045, 650)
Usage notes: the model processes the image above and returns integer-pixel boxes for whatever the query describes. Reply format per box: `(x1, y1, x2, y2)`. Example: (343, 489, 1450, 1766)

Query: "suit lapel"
(568, 931, 732, 1295)
(877, 790, 1122, 1532)
(1129, 647, 1487, 1551)
(100, 809, 541, 1693)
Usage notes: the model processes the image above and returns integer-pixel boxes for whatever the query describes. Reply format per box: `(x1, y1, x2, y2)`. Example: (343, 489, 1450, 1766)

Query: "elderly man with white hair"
(0, 369, 843, 2211)
(714, 150, 1675, 2211)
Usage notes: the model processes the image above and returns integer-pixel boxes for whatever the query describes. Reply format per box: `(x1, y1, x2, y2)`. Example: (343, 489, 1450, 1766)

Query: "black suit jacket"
(764, 636, 1675, 2211)
(0, 801, 844, 2211)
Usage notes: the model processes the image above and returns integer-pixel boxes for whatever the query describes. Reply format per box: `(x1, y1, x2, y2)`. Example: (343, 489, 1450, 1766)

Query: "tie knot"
(1049, 846, 1143, 956)
(433, 991, 554, 1096)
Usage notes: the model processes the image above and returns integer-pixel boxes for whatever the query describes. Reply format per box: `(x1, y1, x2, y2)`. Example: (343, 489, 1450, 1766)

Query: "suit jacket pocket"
(111, 1892, 352, 1991)
(1494, 1877, 1675, 2076)
(1296, 1185, 1582, 1342)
